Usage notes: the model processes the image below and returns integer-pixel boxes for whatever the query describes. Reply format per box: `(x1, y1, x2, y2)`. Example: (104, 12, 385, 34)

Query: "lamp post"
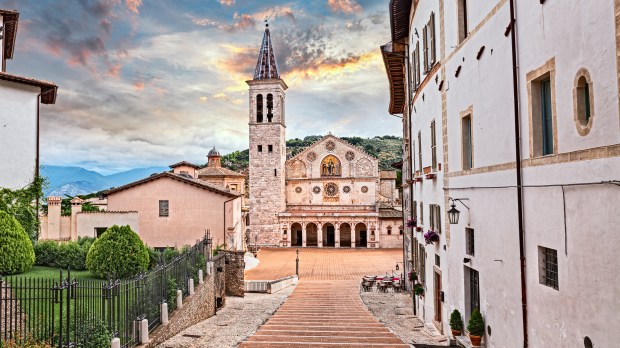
(296, 249, 299, 278)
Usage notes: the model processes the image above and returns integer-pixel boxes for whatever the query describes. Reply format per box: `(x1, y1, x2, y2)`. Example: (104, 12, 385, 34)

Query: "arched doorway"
(291, 223, 302, 247)
(340, 223, 351, 247)
(322, 223, 335, 247)
(306, 223, 318, 247)
(355, 223, 368, 248)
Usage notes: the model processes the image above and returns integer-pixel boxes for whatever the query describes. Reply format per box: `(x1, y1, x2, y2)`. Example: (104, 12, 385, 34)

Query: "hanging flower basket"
(424, 230, 440, 245)
(415, 226, 423, 232)
(408, 271, 418, 282)
(414, 284, 425, 297)
(406, 218, 417, 229)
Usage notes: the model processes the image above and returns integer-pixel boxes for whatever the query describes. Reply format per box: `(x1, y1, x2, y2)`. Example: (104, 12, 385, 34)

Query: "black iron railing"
(0, 233, 212, 347)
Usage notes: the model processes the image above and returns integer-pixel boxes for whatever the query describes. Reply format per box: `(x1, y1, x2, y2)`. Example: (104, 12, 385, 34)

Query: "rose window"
(306, 152, 317, 162)
(361, 186, 369, 193)
(345, 151, 355, 161)
(312, 186, 321, 194)
(325, 140, 336, 151)
(325, 183, 338, 197)
(343, 186, 351, 193)
(295, 187, 302, 193)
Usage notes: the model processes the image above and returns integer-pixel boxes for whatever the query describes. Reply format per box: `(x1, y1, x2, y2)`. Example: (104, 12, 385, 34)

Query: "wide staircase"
(239, 280, 409, 347)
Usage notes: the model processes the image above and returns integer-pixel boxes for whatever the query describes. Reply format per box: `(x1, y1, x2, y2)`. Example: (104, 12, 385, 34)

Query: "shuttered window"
(422, 25, 428, 73)
(429, 12, 436, 66)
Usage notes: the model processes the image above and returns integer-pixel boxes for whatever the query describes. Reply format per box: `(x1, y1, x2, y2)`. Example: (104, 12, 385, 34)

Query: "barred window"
(159, 200, 169, 217)
(466, 228, 475, 256)
(539, 246, 559, 290)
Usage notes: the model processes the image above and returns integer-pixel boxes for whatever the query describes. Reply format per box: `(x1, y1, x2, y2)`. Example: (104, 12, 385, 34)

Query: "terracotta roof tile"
(105, 172, 240, 198)
(197, 166, 245, 177)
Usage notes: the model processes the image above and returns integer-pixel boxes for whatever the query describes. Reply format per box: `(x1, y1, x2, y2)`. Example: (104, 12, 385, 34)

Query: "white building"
(382, 1, 620, 347)
(0, 9, 57, 190)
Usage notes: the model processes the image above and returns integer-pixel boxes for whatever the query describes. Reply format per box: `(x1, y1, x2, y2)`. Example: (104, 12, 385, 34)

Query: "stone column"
(317, 223, 323, 248)
(285, 226, 290, 247)
(302, 225, 307, 247)
(351, 223, 356, 248)
(335, 225, 340, 248)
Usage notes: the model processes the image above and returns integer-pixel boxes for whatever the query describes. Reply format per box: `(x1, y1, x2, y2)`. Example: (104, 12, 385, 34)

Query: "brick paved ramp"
(245, 248, 403, 281)
(238, 281, 409, 347)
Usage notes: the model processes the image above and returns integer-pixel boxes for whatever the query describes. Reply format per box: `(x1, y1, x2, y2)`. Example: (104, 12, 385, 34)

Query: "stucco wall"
(172, 165, 197, 178)
(75, 212, 139, 238)
(107, 177, 241, 248)
(0, 81, 39, 190)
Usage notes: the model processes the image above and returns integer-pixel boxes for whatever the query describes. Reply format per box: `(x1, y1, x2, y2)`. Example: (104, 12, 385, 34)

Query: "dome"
(208, 146, 220, 157)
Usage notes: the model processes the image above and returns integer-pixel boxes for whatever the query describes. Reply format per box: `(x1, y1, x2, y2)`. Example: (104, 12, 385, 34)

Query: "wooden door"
(434, 271, 442, 323)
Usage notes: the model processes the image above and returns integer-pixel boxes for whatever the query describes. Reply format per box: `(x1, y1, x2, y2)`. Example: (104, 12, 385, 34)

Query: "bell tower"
(247, 24, 287, 246)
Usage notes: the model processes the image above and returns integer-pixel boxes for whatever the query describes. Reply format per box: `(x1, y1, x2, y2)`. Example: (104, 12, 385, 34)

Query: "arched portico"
(355, 222, 368, 248)
(306, 223, 318, 246)
(291, 223, 303, 246)
(322, 223, 336, 247)
(339, 223, 351, 247)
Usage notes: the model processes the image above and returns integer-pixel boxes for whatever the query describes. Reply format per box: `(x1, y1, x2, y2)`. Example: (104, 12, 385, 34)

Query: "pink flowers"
(424, 230, 440, 245)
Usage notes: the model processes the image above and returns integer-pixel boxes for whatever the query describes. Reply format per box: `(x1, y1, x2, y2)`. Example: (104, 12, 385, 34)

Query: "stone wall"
(223, 251, 245, 297)
(213, 254, 226, 308)
(146, 270, 216, 347)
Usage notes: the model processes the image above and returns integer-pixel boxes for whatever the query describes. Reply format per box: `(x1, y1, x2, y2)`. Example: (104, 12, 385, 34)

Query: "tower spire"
(253, 23, 280, 80)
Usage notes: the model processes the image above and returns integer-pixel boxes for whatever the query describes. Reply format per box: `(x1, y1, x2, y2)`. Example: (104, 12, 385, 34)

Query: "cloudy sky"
(1, 0, 400, 174)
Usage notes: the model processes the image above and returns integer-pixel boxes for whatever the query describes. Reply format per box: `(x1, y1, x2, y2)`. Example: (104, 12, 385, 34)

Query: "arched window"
(573, 69, 594, 136)
(267, 93, 274, 122)
(256, 94, 263, 123)
(321, 155, 341, 177)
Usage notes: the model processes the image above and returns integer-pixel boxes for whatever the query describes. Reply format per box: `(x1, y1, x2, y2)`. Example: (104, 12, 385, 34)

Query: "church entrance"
(340, 223, 351, 247)
(322, 223, 335, 247)
(355, 223, 368, 248)
(291, 223, 302, 247)
(306, 223, 318, 247)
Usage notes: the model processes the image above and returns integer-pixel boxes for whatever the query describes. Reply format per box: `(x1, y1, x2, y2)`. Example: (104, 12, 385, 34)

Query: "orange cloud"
(285, 50, 380, 84)
(327, 0, 362, 14)
(220, 0, 235, 5)
(134, 81, 145, 90)
(126, 0, 142, 14)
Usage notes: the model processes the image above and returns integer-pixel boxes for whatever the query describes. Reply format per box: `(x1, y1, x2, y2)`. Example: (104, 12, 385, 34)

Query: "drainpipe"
(508, 1, 528, 346)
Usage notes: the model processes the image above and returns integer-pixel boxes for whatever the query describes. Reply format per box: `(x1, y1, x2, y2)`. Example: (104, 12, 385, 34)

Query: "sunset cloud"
(220, 0, 235, 5)
(125, 0, 142, 14)
(327, 0, 362, 15)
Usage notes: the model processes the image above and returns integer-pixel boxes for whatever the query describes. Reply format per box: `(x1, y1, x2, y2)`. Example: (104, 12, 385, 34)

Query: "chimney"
(70, 197, 84, 241)
(47, 196, 62, 240)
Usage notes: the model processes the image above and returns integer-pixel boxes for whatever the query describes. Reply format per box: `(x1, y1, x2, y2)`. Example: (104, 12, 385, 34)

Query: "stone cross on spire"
(253, 23, 280, 80)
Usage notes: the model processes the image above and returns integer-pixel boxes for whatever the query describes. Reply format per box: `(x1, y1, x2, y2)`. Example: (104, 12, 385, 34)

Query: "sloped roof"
(253, 25, 280, 80)
(169, 161, 200, 169)
(105, 172, 240, 198)
(0, 72, 57, 104)
(0, 9, 19, 60)
(197, 166, 245, 178)
(380, 171, 398, 179)
(379, 208, 403, 219)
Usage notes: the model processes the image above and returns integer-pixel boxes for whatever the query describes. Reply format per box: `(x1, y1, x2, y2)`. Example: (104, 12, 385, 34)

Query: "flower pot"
(451, 329, 462, 338)
(469, 334, 482, 346)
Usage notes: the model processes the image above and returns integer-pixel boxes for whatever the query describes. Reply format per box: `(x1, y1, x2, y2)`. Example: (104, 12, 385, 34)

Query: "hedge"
(34, 237, 95, 271)
(86, 225, 150, 279)
(0, 210, 35, 275)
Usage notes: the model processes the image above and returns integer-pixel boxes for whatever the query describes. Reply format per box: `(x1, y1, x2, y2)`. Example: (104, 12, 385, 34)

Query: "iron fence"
(0, 232, 212, 347)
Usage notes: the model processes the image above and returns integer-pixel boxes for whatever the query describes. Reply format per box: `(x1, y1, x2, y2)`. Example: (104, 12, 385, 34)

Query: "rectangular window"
(466, 227, 475, 256)
(431, 120, 437, 171)
(541, 78, 554, 155)
(422, 25, 428, 73)
(258, 145, 263, 152)
(94, 227, 107, 238)
(539, 246, 559, 290)
(420, 202, 424, 225)
(418, 132, 422, 172)
(229, 184, 237, 192)
(458, 0, 468, 43)
(274, 169, 277, 177)
(268, 144, 273, 153)
(462, 115, 473, 170)
(159, 200, 169, 217)
(415, 41, 421, 87)
(435, 254, 440, 267)
(429, 204, 441, 233)
(419, 244, 426, 285)
(413, 200, 418, 221)
(429, 12, 436, 66)
(470, 268, 479, 313)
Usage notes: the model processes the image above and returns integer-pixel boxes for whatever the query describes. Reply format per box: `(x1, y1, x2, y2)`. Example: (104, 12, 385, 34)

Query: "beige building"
(106, 172, 244, 250)
(248, 25, 403, 248)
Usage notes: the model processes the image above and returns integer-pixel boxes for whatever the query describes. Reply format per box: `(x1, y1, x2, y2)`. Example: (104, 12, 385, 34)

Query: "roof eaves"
(0, 72, 58, 104)
(0, 10, 19, 60)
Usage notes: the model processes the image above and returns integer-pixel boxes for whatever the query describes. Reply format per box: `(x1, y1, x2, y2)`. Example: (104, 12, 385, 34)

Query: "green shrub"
(413, 284, 424, 296)
(0, 210, 35, 275)
(467, 309, 485, 336)
(86, 225, 150, 279)
(450, 309, 463, 331)
(147, 246, 161, 270)
(34, 239, 92, 271)
(167, 277, 178, 312)
(162, 247, 181, 263)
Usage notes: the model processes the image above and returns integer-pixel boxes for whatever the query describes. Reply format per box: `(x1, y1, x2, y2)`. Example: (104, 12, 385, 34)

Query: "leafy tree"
(0, 210, 35, 275)
(86, 225, 150, 279)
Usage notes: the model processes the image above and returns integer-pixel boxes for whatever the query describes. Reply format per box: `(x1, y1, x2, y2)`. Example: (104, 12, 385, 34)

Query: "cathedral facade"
(248, 26, 402, 248)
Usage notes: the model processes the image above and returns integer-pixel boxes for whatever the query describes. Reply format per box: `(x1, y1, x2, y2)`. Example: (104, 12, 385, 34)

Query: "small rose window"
(312, 186, 321, 194)
(325, 182, 338, 196)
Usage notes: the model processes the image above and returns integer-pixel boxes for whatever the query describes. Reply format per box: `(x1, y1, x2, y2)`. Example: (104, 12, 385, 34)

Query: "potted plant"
(406, 218, 417, 229)
(449, 309, 464, 337)
(408, 271, 418, 282)
(414, 284, 424, 297)
(415, 226, 423, 232)
(467, 309, 485, 346)
(424, 230, 440, 245)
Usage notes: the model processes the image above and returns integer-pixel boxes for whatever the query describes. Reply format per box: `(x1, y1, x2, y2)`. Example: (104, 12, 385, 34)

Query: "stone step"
(246, 335, 406, 344)
(259, 325, 391, 332)
(239, 343, 411, 347)
(254, 330, 396, 337)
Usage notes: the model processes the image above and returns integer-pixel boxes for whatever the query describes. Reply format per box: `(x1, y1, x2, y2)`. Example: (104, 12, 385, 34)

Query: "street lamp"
(395, 261, 404, 271)
(448, 197, 470, 225)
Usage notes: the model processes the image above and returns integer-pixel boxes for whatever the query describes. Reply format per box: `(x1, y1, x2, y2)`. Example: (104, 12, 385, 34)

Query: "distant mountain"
(41, 165, 168, 197)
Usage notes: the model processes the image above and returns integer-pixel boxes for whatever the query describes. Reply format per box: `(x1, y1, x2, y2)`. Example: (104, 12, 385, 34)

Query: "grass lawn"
(13, 266, 100, 281)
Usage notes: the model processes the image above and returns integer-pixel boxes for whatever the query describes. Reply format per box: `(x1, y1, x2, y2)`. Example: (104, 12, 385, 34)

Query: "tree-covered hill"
(218, 135, 403, 172)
